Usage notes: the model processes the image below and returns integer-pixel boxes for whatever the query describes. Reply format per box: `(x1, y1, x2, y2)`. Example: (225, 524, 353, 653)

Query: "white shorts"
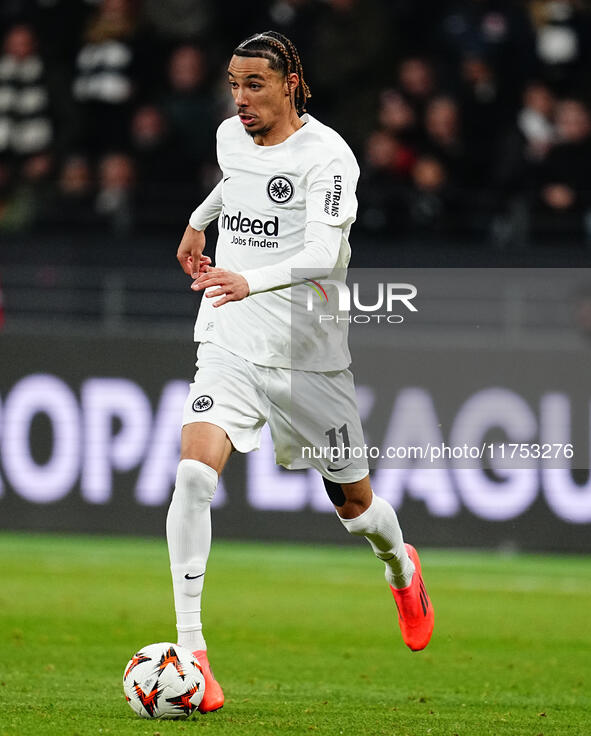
(182, 342, 369, 484)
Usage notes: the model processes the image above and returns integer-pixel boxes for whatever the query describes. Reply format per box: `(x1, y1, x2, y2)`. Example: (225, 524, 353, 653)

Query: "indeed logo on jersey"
(221, 208, 279, 237)
(221, 208, 280, 249)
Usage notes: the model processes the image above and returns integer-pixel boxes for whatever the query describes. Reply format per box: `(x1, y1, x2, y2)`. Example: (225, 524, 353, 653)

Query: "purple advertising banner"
(1, 325, 590, 551)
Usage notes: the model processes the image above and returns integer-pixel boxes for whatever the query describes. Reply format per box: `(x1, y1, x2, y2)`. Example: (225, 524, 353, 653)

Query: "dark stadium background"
(1, 0, 591, 553)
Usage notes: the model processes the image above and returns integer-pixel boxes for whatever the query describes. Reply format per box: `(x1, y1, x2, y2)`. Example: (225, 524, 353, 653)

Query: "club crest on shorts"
(192, 395, 213, 412)
(267, 175, 294, 204)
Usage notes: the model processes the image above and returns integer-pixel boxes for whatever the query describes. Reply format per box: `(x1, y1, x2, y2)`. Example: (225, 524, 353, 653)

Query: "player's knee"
(173, 458, 218, 511)
(326, 478, 373, 519)
(322, 477, 346, 506)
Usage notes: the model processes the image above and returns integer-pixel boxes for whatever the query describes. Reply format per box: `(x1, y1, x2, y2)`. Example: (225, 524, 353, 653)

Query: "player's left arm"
(192, 154, 358, 307)
(192, 221, 342, 306)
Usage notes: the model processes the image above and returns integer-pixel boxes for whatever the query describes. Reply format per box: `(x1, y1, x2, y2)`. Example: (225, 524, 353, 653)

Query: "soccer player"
(168, 31, 434, 713)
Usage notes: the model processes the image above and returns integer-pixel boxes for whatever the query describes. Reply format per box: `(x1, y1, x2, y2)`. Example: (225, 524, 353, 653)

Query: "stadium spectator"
(534, 98, 591, 241)
(377, 89, 420, 146)
(422, 96, 468, 184)
(37, 154, 96, 233)
(404, 155, 465, 240)
(0, 159, 36, 232)
(517, 81, 557, 160)
(72, 0, 146, 153)
(0, 24, 55, 165)
(19, 148, 54, 215)
(1, 0, 591, 252)
(357, 129, 414, 234)
(458, 55, 511, 177)
(529, 0, 591, 95)
(94, 151, 136, 236)
(130, 103, 197, 232)
(131, 105, 184, 180)
(139, 0, 225, 89)
(492, 81, 556, 200)
(396, 57, 437, 117)
(159, 44, 217, 176)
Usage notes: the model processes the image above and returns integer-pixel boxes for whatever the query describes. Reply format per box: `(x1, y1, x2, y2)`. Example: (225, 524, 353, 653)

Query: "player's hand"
(177, 226, 206, 277)
(196, 254, 212, 273)
(191, 267, 250, 307)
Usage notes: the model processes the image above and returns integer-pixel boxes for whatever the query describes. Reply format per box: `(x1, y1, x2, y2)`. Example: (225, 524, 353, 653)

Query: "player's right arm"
(177, 180, 223, 277)
(177, 225, 208, 277)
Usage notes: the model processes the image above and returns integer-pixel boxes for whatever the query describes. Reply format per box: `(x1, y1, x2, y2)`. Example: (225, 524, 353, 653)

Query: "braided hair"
(233, 31, 311, 115)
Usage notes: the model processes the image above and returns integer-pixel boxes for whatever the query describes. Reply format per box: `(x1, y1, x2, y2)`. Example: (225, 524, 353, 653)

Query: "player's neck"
(253, 111, 305, 147)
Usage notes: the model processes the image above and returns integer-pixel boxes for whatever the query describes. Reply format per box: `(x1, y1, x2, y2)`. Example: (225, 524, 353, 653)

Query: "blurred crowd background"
(2, 0, 591, 264)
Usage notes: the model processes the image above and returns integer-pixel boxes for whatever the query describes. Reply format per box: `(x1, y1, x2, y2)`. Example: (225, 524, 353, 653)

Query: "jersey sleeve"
(188, 180, 223, 231)
(240, 220, 342, 295)
(305, 149, 359, 228)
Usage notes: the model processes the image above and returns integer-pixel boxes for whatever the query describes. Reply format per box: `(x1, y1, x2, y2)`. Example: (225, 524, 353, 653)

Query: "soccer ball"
(122, 642, 205, 719)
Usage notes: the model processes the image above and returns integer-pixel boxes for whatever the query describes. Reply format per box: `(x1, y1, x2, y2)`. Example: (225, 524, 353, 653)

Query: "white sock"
(166, 459, 218, 652)
(338, 493, 415, 588)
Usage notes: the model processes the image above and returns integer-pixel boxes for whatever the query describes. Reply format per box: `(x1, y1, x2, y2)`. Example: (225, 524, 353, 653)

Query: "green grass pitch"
(0, 533, 589, 736)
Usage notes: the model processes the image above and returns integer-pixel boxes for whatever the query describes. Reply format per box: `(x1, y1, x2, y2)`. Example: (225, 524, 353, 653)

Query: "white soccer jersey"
(191, 113, 360, 371)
